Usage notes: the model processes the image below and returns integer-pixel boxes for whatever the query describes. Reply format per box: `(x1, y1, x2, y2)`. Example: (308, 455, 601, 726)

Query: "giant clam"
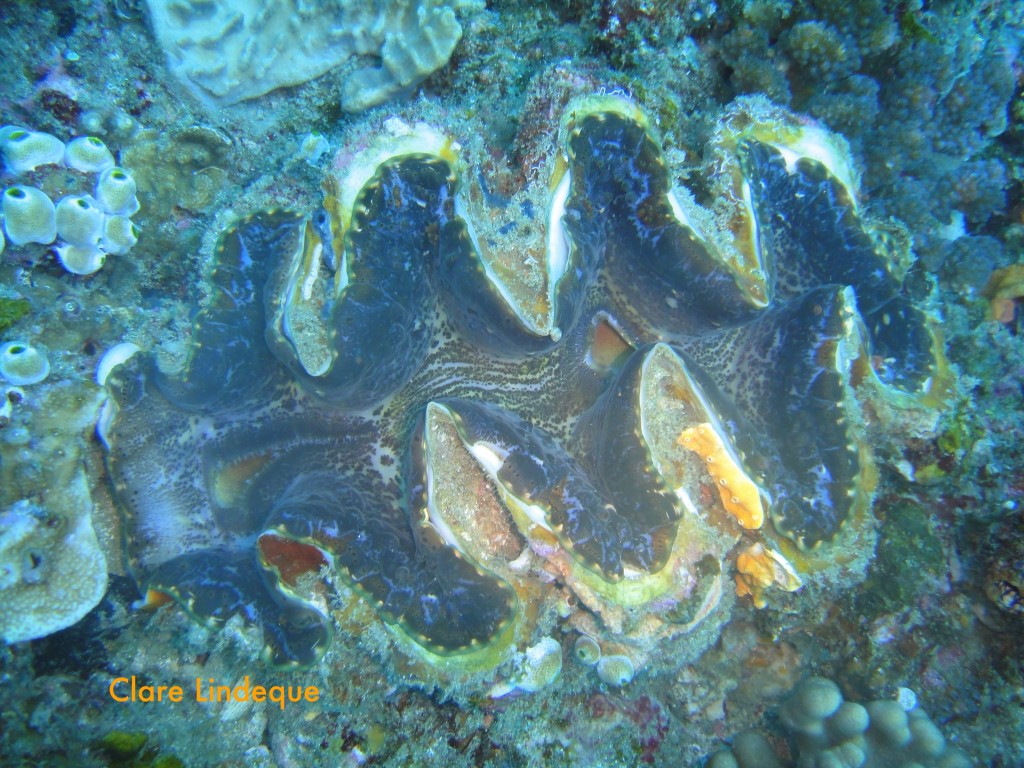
(97, 93, 949, 680)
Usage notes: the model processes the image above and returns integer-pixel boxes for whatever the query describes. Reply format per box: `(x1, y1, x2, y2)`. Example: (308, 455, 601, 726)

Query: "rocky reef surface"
(0, 1, 1022, 766)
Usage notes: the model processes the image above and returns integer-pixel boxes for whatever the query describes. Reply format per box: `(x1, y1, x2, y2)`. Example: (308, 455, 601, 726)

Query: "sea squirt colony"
(96, 92, 948, 685)
(0, 127, 141, 275)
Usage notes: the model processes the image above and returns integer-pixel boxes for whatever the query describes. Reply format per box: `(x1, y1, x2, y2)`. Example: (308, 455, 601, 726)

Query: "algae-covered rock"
(98, 730, 148, 759)
(0, 296, 30, 334)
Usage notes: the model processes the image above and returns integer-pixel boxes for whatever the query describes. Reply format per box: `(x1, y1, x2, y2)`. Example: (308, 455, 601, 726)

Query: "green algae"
(900, 7, 939, 44)
(145, 757, 185, 768)
(95, 731, 184, 768)
(0, 297, 31, 336)
(855, 498, 946, 615)
(97, 731, 148, 760)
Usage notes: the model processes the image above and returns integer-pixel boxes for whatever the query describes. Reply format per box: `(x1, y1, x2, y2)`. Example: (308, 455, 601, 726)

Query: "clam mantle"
(97, 94, 948, 679)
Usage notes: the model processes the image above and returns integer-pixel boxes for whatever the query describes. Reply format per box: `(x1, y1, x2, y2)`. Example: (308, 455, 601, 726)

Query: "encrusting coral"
(143, 0, 479, 111)
(0, 384, 107, 644)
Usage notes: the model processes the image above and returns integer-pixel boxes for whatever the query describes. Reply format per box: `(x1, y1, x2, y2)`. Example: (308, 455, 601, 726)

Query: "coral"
(98, 730, 148, 759)
(940, 235, 1007, 293)
(779, 21, 860, 83)
(982, 264, 1024, 324)
(803, 74, 879, 135)
(143, 0, 479, 111)
(713, 0, 1018, 270)
(984, 518, 1024, 614)
(719, 25, 792, 104)
(707, 732, 782, 768)
(119, 125, 233, 235)
(0, 380, 107, 644)
(939, 159, 1008, 227)
(490, 636, 564, 696)
(779, 676, 845, 735)
(711, 677, 973, 767)
(0, 476, 106, 644)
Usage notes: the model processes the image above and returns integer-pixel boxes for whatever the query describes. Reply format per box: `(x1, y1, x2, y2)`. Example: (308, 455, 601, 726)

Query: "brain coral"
(97, 88, 949, 681)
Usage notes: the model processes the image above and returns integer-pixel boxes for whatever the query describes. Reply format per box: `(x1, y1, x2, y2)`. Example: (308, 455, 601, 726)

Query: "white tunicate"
(110, 110, 139, 138)
(1, 129, 65, 173)
(0, 391, 11, 426)
(101, 214, 139, 255)
(573, 634, 601, 666)
(0, 341, 50, 385)
(596, 654, 635, 687)
(0, 125, 27, 146)
(76, 111, 104, 135)
(64, 136, 115, 172)
(896, 686, 918, 712)
(2, 186, 57, 246)
(55, 243, 106, 276)
(94, 167, 139, 216)
(516, 636, 563, 692)
(297, 132, 330, 165)
(55, 195, 105, 247)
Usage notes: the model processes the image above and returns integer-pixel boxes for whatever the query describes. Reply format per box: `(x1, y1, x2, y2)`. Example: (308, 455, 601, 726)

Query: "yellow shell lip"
(327, 120, 459, 240)
(559, 92, 651, 150)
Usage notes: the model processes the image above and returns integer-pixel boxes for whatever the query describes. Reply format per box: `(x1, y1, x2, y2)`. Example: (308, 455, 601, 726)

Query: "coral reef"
(144, 0, 480, 111)
(0, 0, 1021, 765)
